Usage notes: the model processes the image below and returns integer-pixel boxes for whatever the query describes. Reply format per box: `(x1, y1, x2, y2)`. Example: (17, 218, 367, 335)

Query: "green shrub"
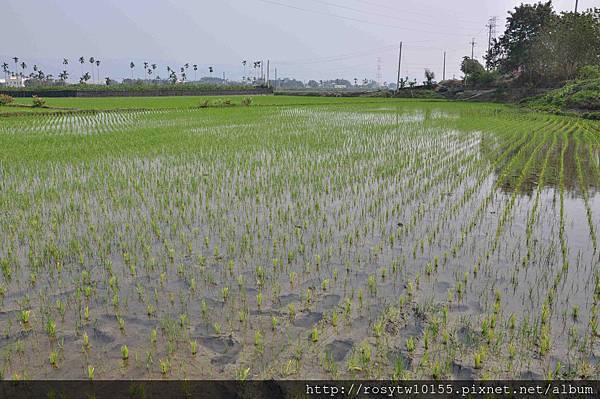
(583, 111, 600, 120)
(240, 97, 252, 106)
(577, 65, 600, 80)
(31, 96, 46, 108)
(0, 94, 13, 106)
(566, 90, 600, 110)
(470, 70, 499, 87)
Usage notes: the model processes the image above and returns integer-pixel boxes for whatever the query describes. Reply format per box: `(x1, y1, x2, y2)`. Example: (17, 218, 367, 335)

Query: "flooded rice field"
(0, 100, 598, 379)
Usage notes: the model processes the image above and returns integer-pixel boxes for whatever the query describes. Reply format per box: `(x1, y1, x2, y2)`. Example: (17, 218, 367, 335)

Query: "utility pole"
(274, 67, 277, 91)
(443, 51, 446, 81)
(470, 38, 476, 60)
(486, 17, 497, 70)
(575, 0, 579, 12)
(266, 60, 270, 88)
(395, 41, 403, 92)
(260, 60, 264, 83)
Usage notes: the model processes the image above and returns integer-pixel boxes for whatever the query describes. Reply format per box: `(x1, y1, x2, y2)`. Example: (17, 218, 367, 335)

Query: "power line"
(306, 0, 482, 30)
(255, 0, 490, 38)
(273, 45, 397, 65)
(347, 0, 486, 26)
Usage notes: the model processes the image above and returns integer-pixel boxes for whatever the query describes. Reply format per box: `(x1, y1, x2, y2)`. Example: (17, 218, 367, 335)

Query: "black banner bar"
(0, 380, 598, 399)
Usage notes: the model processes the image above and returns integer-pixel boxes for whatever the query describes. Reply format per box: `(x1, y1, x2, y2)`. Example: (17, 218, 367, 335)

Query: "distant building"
(2, 75, 26, 88)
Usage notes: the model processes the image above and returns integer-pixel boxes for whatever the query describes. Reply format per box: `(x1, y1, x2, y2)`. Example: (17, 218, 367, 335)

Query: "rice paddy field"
(0, 96, 598, 380)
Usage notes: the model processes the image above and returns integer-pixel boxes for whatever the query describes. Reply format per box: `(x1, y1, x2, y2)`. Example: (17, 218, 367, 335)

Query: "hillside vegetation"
(522, 66, 600, 119)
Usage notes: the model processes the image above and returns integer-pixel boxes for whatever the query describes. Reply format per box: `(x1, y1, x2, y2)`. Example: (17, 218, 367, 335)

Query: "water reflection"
(487, 135, 600, 196)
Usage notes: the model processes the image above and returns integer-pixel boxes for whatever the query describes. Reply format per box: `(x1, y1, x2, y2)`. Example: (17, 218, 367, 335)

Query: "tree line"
(462, 2, 600, 87)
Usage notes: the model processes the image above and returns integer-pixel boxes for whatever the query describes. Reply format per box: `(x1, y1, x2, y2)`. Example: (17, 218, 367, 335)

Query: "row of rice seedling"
(0, 98, 597, 379)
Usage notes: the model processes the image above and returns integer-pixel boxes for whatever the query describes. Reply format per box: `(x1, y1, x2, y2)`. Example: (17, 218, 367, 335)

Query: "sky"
(0, 0, 589, 83)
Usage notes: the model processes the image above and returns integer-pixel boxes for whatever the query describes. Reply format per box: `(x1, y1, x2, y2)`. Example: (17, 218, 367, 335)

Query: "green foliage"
(1, 82, 258, 93)
(31, 96, 46, 107)
(523, 77, 600, 116)
(487, 3, 600, 85)
(461, 57, 485, 76)
(530, 9, 600, 82)
(565, 89, 600, 110)
(461, 57, 499, 87)
(423, 69, 435, 87)
(486, 1, 556, 73)
(0, 94, 13, 106)
(578, 65, 600, 80)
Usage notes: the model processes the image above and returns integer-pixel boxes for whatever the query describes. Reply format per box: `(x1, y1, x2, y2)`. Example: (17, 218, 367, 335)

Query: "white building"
(1, 75, 26, 87)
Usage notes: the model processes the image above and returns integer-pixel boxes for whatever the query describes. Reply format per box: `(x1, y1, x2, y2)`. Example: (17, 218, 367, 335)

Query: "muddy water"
(0, 104, 598, 379)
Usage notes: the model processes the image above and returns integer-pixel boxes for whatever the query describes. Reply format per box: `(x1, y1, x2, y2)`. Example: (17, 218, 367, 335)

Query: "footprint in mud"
(293, 311, 322, 328)
(250, 309, 283, 317)
(456, 325, 477, 347)
(92, 327, 116, 344)
(199, 335, 241, 357)
(272, 293, 300, 309)
(451, 361, 474, 379)
(1, 328, 32, 343)
(468, 300, 484, 313)
(520, 370, 542, 380)
(200, 297, 222, 308)
(324, 340, 353, 362)
(320, 294, 340, 310)
(194, 322, 218, 336)
(434, 281, 451, 294)
(449, 303, 470, 312)
(398, 321, 425, 338)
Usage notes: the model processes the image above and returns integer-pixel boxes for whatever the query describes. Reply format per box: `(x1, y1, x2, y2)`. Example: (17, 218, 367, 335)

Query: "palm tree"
(19, 62, 27, 77)
(2, 62, 9, 80)
(95, 60, 101, 83)
(242, 60, 247, 80)
(12, 57, 18, 76)
(79, 57, 85, 81)
(193, 64, 198, 81)
(88, 57, 95, 83)
(80, 72, 91, 84)
(130, 62, 135, 80)
(253, 61, 261, 81)
(59, 70, 69, 82)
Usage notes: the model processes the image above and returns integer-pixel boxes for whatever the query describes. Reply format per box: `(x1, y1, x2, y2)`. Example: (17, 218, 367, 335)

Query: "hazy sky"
(0, 0, 588, 83)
